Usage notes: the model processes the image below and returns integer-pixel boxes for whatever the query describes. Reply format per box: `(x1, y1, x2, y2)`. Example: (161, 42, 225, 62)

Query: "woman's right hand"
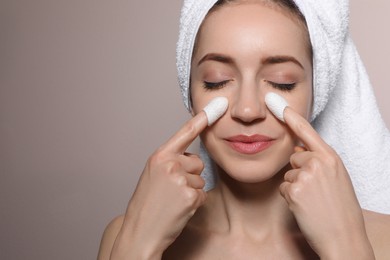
(110, 111, 209, 260)
(279, 107, 374, 259)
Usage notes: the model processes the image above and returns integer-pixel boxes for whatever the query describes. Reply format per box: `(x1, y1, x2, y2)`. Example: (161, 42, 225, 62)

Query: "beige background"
(1, 1, 389, 259)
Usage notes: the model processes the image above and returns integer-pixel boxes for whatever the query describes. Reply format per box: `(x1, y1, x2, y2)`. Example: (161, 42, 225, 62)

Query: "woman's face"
(190, 2, 313, 183)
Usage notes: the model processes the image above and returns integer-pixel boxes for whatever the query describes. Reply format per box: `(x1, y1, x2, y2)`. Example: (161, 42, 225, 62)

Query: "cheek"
(285, 88, 312, 120)
(190, 84, 205, 115)
(198, 116, 223, 141)
(191, 101, 207, 118)
(199, 129, 211, 145)
(191, 98, 205, 116)
(190, 86, 224, 116)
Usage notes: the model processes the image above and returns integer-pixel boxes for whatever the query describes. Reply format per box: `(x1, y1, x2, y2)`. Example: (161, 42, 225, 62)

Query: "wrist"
(320, 234, 375, 260)
(110, 229, 164, 260)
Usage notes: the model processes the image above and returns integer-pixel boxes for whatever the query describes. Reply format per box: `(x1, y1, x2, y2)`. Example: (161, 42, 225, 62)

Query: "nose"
(230, 80, 266, 123)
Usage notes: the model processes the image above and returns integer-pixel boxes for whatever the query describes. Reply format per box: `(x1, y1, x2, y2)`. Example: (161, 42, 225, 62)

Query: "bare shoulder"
(97, 215, 125, 260)
(363, 209, 390, 260)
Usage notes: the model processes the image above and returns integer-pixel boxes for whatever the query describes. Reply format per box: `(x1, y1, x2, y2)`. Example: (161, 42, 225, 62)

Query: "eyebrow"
(197, 53, 235, 66)
(262, 55, 304, 69)
(197, 53, 304, 69)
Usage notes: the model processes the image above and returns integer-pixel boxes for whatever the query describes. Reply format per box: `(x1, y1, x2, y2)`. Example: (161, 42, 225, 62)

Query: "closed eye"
(267, 81, 296, 91)
(203, 80, 230, 90)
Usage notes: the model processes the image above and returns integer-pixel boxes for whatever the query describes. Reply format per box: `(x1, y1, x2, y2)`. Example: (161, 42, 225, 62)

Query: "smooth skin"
(98, 107, 390, 259)
(98, 2, 390, 259)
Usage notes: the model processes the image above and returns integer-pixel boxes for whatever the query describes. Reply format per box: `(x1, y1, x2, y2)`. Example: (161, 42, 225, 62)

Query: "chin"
(215, 157, 290, 184)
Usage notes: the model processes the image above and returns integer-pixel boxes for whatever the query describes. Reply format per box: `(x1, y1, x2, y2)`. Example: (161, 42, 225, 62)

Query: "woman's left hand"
(279, 107, 375, 259)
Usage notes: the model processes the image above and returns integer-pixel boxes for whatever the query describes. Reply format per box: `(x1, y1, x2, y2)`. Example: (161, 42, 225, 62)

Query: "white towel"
(176, 0, 390, 214)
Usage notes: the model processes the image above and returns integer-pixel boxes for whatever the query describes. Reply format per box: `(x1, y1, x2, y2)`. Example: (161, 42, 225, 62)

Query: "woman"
(98, 0, 390, 259)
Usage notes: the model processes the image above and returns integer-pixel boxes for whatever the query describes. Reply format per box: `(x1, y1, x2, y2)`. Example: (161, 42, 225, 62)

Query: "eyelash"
(202, 80, 296, 91)
(267, 81, 296, 91)
(203, 80, 230, 90)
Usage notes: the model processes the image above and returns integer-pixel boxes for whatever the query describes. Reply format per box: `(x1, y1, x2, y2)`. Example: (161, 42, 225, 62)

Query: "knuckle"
(149, 150, 166, 165)
(298, 170, 313, 183)
(193, 176, 205, 189)
(307, 157, 321, 171)
(184, 188, 197, 205)
(289, 183, 303, 201)
(172, 173, 187, 186)
(164, 160, 181, 174)
(186, 156, 205, 174)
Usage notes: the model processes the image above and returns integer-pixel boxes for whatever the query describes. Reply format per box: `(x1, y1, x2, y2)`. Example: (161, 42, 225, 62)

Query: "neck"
(205, 164, 299, 239)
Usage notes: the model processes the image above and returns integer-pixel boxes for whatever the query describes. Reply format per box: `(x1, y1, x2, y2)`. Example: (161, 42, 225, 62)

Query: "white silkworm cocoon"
(203, 97, 229, 126)
(265, 92, 288, 122)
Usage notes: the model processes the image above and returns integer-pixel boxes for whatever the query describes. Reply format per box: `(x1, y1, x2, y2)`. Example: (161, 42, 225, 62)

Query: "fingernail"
(203, 97, 229, 126)
(265, 92, 288, 122)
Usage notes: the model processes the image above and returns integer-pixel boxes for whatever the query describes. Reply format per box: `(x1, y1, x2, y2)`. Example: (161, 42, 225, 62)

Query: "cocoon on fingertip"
(265, 92, 288, 122)
(203, 97, 229, 126)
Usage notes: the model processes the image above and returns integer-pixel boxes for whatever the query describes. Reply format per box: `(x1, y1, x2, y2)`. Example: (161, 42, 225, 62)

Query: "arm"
(97, 214, 166, 260)
(97, 216, 124, 260)
(364, 210, 390, 260)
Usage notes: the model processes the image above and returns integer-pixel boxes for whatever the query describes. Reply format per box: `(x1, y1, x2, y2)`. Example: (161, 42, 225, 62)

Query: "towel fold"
(177, 0, 390, 214)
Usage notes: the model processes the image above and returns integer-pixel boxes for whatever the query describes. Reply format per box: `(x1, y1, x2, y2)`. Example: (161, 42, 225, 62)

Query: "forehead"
(193, 3, 311, 67)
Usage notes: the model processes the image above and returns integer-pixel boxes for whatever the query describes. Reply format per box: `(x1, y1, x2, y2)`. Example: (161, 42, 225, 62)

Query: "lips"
(224, 134, 274, 154)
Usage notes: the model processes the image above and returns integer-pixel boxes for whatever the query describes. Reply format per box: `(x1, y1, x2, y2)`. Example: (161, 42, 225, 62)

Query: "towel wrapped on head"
(176, 0, 390, 214)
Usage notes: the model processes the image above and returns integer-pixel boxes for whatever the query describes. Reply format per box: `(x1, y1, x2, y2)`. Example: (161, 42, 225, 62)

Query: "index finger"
(283, 107, 329, 152)
(162, 97, 229, 154)
(162, 111, 208, 154)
